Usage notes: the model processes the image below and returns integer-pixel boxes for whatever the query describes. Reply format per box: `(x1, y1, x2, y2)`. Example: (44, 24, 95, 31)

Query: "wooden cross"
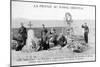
(28, 21, 32, 28)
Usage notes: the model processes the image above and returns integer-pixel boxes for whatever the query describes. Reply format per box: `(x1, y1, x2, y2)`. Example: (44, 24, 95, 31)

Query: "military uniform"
(57, 35, 67, 47)
(16, 26, 27, 51)
(40, 28, 49, 50)
(82, 24, 89, 43)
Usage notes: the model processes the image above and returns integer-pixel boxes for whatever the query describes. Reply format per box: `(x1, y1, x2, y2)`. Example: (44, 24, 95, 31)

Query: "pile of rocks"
(67, 35, 87, 53)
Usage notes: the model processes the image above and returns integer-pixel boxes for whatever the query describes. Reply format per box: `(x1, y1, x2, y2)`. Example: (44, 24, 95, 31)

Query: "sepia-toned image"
(10, 0, 96, 66)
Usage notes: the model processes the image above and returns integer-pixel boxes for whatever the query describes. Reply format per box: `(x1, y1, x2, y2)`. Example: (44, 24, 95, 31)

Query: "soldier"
(49, 28, 58, 46)
(16, 23, 27, 51)
(41, 24, 48, 35)
(57, 33, 67, 49)
(82, 23, 89, 43)
(40, 24, 49, 50)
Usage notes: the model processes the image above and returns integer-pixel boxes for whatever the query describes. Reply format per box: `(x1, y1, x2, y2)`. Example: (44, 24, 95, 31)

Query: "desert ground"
(11, 20, 95, 66)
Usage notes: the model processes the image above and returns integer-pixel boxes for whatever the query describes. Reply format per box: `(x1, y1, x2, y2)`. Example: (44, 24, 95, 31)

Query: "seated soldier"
(13, 33, 24, 51)
(57, 33, 67, 48)
(49, 28, 58, 46)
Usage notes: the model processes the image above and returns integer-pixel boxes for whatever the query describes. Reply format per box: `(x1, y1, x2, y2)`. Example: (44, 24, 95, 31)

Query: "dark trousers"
(84, 32, 88, 43)
(16, 39, 26, 51)
(41, 40, 49, 50)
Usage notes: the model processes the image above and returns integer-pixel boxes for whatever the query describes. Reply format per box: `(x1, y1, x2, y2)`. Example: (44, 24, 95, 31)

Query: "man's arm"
(81, 24, 85, 28)
(87, 27, 89, 33)
(25, 28, 27, 34)
(24, 28, 27, 38)
(18, 28, 21, 33)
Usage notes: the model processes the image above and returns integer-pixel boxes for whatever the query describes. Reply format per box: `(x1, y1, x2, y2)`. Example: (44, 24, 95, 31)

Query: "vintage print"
(11, 0, 96, 66)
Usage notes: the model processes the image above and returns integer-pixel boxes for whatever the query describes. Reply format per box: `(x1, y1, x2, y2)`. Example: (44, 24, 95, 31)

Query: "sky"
(12, 1, 95, 28)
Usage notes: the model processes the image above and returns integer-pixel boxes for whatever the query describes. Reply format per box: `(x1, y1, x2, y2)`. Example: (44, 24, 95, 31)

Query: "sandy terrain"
(11, 41, 95, 66)
(11, 20, 95, 66)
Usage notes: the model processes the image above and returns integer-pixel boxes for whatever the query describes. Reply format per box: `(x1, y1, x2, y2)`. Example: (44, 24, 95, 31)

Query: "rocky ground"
(11, 20, 95, 66)
(11, 40, 95, 66)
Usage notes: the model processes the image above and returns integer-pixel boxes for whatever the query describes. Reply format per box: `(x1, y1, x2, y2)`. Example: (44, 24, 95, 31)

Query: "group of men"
(38, 24, 67, 50)
(12, 22, 89, 51)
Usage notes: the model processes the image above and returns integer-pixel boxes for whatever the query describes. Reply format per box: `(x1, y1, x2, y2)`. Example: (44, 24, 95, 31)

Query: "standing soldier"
(82, 23, 89, 43)
(16, 23, 27, 51)
(41, 24, 48, 34)
(40, 24, 49, 50)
